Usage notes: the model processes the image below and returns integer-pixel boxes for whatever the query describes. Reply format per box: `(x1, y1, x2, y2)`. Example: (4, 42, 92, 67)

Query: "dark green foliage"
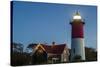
(11, 52, 32, 66)
(12, 42, 23, 53)
(11, 42, 32, 66)
(85, 47, 97, 61)
(32, 50, 47, 64)
(27, 43, 37, 49)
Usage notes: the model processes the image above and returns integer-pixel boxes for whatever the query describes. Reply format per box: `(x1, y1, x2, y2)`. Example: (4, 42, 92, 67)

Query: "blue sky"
(12, 1, 97, 49)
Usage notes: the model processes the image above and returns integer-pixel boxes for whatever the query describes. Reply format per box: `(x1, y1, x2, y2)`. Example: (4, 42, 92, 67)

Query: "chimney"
(52, 41, 55, 46)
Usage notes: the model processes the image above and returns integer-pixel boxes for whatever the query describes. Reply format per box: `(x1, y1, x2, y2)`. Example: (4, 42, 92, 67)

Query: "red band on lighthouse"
(71, 21, 84, 38)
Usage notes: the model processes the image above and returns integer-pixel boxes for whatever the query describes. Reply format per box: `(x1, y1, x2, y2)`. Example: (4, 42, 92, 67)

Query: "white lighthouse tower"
(70, 11, 85, 61)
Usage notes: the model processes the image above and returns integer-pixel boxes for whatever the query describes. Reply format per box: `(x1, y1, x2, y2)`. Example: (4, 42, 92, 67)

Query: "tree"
(11, 42, 25, 66)
(85, 47, 97, 61)
(12, 42, 24, 53)
(26, 43, 37, 53)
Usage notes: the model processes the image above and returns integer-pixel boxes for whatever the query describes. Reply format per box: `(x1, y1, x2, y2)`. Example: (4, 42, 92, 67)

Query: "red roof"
(41, 44, 66, 54)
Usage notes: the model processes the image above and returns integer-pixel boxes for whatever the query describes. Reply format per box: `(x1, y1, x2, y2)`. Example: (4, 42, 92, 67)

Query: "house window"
(52, 58, 59, 63)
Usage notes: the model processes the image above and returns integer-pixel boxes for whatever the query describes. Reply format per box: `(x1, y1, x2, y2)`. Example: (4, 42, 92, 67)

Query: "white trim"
(32, 44, 46, 54)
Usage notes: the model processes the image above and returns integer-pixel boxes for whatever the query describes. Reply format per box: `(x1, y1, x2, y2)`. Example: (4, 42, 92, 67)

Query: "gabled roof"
(29, 43, 68, 54)
(41, 44, 67, 54)
(41, 44, 51, 53)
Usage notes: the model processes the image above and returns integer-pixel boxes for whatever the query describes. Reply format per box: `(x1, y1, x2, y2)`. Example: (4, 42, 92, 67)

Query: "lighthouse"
(70, 11, 85, 61)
